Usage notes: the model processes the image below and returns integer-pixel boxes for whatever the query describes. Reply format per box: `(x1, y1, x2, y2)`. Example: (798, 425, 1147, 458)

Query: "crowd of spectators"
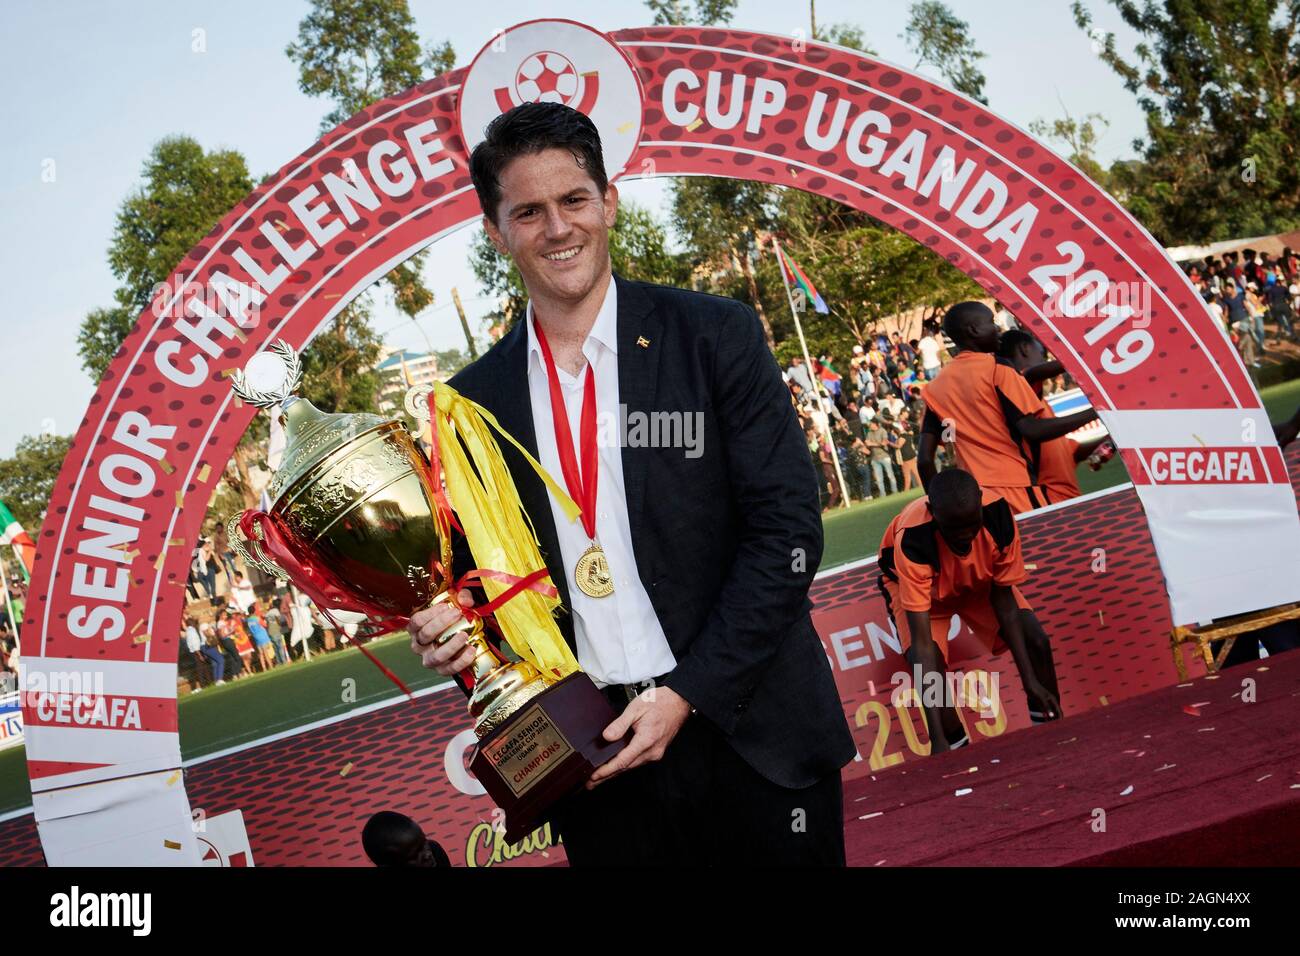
(177, 523, 359, 692)
(1187, 247, 1299, 368)
(784, 309, 1075, 511)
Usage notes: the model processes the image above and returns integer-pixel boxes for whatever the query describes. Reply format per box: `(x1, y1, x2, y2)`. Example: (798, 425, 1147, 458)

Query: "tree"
(286, 0, 454, 324)
(0, 434, 73, 534)
(76, 137, 254, 380)
(470, 199, 690, 329)
(902, 1, 989, 104)
(1072, 0, 1300, 243)
(297, 298, 386, 415)
(1029, 109, 1112, 188)
(645, 0, 737, 26)
(670, 178, 780, 344)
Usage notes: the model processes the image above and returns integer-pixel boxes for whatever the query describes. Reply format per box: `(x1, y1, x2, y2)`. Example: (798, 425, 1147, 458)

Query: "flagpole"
(771, 236, 851, 510)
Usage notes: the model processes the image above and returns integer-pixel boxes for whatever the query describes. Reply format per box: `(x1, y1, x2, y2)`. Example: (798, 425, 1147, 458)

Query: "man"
(877, 468, 1062, 751)
(997, 330, 1106, 505)
(864, 411, 899, 498)
(361, 812, 451, 868)
(917, 302, 1097, 514)
(786, 355, 814, 394)
(406, 103, 853, 866)
(917, 329, 943, 381)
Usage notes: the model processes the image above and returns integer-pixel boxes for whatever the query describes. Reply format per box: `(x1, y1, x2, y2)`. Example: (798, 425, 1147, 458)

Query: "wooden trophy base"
(469, 672, 626, 844)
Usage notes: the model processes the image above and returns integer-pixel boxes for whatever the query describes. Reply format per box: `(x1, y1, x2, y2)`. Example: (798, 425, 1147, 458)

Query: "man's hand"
(407, 591, 478, 675)
(586, 685, 692, 789)
(1024, 679, 1061, 720)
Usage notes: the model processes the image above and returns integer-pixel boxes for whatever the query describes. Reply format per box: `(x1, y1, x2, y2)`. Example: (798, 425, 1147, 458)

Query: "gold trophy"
(227, 341, 624, 839)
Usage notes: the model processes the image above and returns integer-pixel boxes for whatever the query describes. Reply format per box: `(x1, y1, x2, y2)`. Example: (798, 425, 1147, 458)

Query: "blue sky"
(0, 0, 1146, 458)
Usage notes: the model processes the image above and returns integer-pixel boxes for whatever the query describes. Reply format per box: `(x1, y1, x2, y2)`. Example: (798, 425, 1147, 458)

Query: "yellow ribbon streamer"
(431, 381, 581, 678)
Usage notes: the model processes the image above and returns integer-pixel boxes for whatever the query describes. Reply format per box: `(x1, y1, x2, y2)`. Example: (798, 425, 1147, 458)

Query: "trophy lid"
(232, 341, 389, 502)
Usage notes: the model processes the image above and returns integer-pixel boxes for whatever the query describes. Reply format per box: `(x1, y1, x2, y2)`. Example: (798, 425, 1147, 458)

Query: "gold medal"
(574, 543, 614, 598)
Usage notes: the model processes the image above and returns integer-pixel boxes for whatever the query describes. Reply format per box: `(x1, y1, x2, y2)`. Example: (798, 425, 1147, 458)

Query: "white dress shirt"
(525, 278, 677, 687)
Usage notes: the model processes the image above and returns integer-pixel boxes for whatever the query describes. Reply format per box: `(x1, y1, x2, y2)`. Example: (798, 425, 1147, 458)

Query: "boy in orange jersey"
(876, 468, 1062, 751)
(996, 329, 1108, 503)
(917, 302, 1098, 513)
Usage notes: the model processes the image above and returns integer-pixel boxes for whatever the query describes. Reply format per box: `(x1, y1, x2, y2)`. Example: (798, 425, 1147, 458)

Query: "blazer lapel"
(482, 322, 574, 622)
(613, 273, 662, 585)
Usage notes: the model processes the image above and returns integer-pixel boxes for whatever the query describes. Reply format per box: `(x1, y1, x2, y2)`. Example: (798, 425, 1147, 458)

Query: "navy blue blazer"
(448, 273, 855, 788)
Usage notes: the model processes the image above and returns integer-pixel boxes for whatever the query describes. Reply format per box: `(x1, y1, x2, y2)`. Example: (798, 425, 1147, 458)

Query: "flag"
(0, 501, 34, 580)
(776, 245, 830, 314)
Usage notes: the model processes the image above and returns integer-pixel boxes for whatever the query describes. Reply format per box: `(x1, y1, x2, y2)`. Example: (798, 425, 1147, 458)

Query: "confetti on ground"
(167, 537, 185, 547)
(132, 633, 150, 645)
(954, 787, 973, 797)
(1257, 774, 1273, 782)
(175, 491, 185, 509)
(854, 795, 868, 802)
(867, 680, 876, 696)
(1183, 704, 1201, 716)
(130, 619, 144, 634)
(1007, 782, 1020, 789)
(616, 120, 634, 134)
(1040, 809, 1055, 816)
(1024, 563, 1037, 570)
(273, 219, 288, 232)
(1155, 763, 1177, 772)
(323, 292, 341, 299)
(1256, 666, 1270, 672)
(159, 458, 174, 475)
(1197, 727, 1216, 733)
(942, 766, 978, 779)
(197, 464, 211, 482)
(858, 811, 883, 821)
(990, 759, 1000, 764)
(339, 761, 354, 777)
(685, 117, 703, 132)
(1292, 784, 1300, 790)
(1057, 736, 1078, 746)
(219, 368, 237, 378)
(164, 840, 182, 850)
(1098, 610, 1105, 626)
(1190, 700, 1211, 708)
(1120, 785, 1134, 796)
(1192, 433, 1206, 446)
(873, 859, 887, 866)
(1099, 695, 1109, 706)
(1204, 674, 1220, 680)
(1177, 682, 1194, 688)
(166, 771, 181, 786)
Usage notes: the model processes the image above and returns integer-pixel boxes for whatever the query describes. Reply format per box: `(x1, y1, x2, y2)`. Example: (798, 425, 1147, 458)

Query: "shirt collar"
(525, 275, 619, 368)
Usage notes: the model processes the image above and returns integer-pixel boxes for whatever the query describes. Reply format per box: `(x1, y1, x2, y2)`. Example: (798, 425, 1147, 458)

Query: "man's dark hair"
(362, 811, 423, 866)
(468, 102, 609, 225)
(928, 467, 982, 514)
(997, 329, 1037, 359)
(941, 301, 991, 343)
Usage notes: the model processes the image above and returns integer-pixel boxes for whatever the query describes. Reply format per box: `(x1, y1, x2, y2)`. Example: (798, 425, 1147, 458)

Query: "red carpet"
(842, 647, 1300, 866)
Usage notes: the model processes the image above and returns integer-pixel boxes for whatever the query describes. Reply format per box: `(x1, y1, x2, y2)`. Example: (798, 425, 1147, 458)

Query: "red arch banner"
(21, 20, 1300, 864)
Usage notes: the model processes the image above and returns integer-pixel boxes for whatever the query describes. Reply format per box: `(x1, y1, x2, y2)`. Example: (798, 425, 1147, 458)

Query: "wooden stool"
(1170, 602, 1300, 680)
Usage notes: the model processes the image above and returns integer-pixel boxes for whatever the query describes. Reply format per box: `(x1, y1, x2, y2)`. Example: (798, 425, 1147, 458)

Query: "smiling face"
(482, 147, 618, 309)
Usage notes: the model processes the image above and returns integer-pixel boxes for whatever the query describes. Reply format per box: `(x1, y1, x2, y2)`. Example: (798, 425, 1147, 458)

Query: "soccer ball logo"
(495, 50, 600, 114)
(516, 51, 579, 105)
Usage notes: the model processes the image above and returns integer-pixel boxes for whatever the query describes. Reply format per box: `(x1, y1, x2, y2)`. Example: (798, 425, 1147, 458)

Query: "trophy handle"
(238, 511, 374, 617)
(227, 511, 288, 581)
